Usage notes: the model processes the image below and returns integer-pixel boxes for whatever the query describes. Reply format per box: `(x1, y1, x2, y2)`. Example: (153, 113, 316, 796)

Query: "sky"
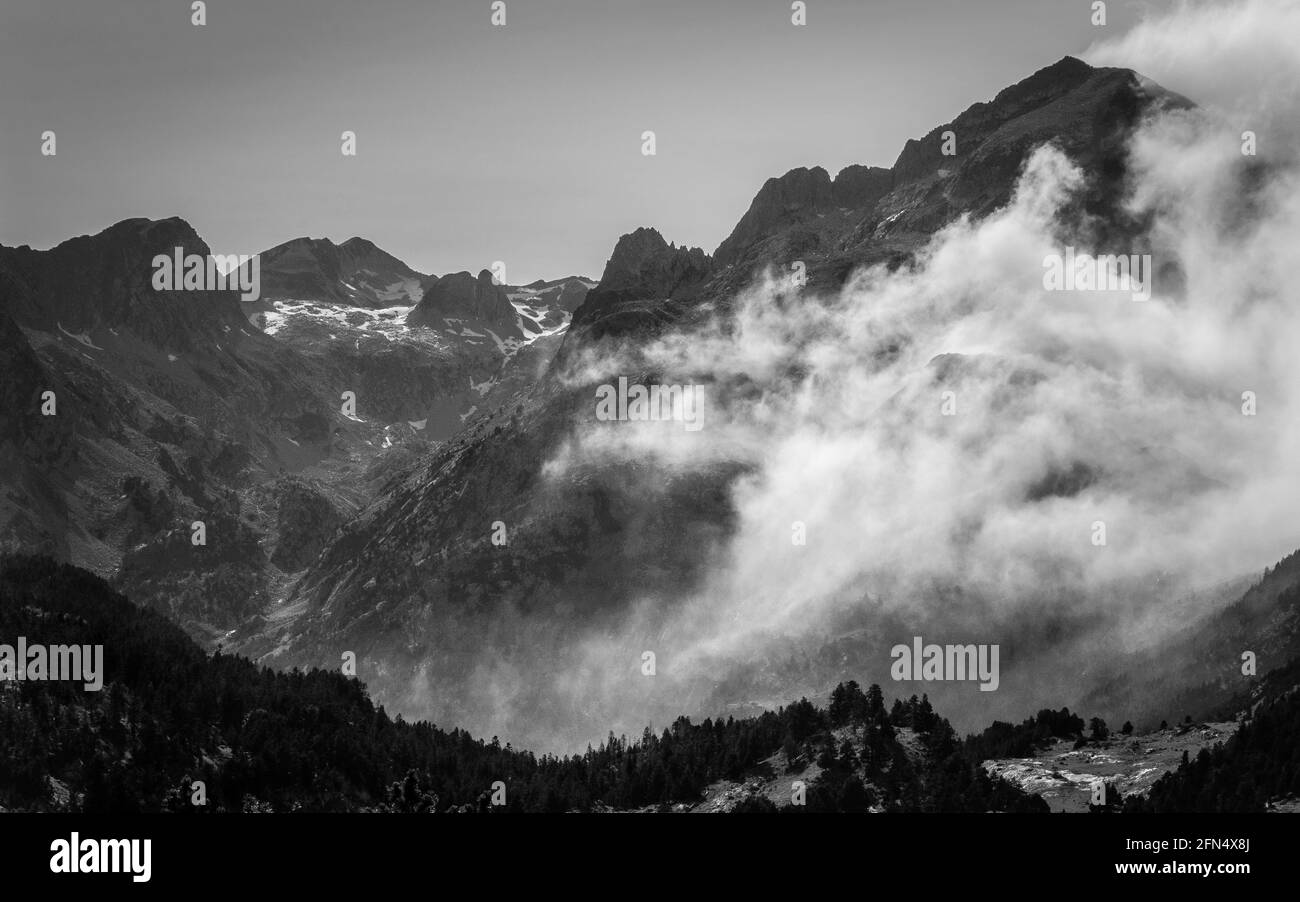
(2, 0, 1158, 284)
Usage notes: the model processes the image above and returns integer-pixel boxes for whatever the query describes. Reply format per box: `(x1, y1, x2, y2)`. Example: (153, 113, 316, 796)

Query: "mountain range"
(0, 214, 589, 643)
(227, 56, 1208, 751)
(3, 54, 1299, 814)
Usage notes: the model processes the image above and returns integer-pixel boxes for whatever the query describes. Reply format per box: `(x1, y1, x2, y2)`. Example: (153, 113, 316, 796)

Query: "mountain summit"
(705, 56, 1191, 297)
(568, 227, 713, 339)
(256, 235, 426, 307)
(0, 217, 250, 351)
(406, 269, 523, 337)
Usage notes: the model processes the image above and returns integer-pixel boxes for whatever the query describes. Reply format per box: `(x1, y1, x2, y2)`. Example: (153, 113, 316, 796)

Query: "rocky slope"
(0, 218, 382, 639)
(1082, 550, 1300, 728)
(984, 722, 1238, 812)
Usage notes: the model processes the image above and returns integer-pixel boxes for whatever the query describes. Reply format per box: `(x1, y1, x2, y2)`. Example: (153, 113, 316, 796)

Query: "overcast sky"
(1, 0, 1159, 283)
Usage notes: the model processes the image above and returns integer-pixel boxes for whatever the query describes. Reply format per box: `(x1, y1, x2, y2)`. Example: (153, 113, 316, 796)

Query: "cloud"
(1087, 0, 1300, 151)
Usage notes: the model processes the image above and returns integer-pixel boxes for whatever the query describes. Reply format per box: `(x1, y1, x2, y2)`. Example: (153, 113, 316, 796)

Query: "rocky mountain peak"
(257, 235, 425, 307)
(889, 55, 1100, 186)
(831, 164, 895, 209)
(596, 227, 712, 293)
(0, 216, 248, 350)
(709, 56, 1190, 292)
(405, 268, 521, 335)
(713, 167, 834, 267)
(340, 236, 377, 253)
(564, 227, 713, 339)
(713, 161, 901, 269)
